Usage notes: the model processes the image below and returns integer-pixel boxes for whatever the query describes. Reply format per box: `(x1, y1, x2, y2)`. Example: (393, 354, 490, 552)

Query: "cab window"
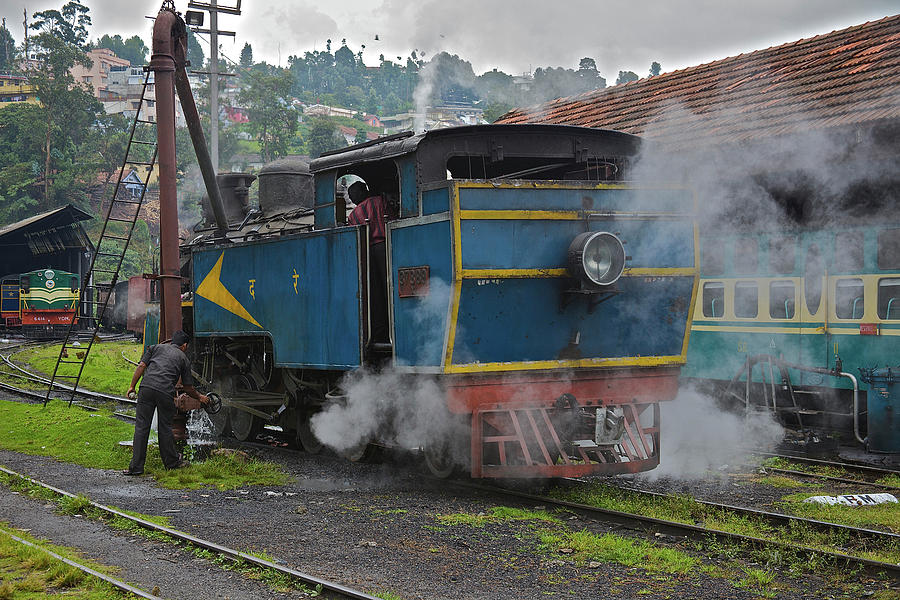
(734, 281, 758, 318)
(769, 280, 795, 319)
(805, 244, 824, 314)
(877, 278, 900, 320)
(835, 278, 865, 319)
(702, 282, 724, 318)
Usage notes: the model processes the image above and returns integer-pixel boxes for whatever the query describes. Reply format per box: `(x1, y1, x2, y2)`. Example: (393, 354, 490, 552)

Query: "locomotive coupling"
(595, 407, 625, 446)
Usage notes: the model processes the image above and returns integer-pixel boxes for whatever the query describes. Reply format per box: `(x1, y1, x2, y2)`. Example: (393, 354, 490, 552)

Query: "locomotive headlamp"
(567, 231, 625, 287)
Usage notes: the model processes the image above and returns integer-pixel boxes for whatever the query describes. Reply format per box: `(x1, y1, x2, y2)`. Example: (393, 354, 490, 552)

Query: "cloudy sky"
(5, 1, 897, 78)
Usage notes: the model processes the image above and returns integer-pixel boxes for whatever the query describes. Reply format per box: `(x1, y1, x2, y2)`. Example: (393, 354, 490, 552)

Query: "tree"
(186, 27, 204, 69)
(239, 42, 253, 68)
(26, 31, 101, 208)
(95, 34, 148, 65)
(482, 101, 512, 123)
(238, 69, 298, 162)
(616, 70, 639, 85)
(307, 116, 345, 159)
(425, 52, 477, 104)
(353, 128, 367, 145)
(30, 0, 92, 49)
(0, 21, 16, 71)
(649, 62, 661, 77)
(0, 103, 44, 223)
(577, 57, 605, 91)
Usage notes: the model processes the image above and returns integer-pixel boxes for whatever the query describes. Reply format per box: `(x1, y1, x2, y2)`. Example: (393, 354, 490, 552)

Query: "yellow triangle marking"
(195, 251, 262, 328)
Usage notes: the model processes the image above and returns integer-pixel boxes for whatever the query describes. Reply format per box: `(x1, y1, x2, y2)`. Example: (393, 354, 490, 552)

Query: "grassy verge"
(434, 505, 899, 599)
(0, 401, 134, 469)
(0, 521, 141, 599)
(434, 506, 696, 575)
(11, 340, 142, 397)
(0, 401, 289, 490)
(548, 482, 900, 566)
(777, 492, 900, 533)
(762, 457, 900, 488)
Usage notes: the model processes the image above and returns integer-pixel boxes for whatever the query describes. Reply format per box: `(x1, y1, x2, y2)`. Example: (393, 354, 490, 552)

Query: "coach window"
(733, 238, 758, 274)
(768, 236, 796, 274)
(835, 278, 865, 320)
(877, 228, 900, 270)
(805, 243, 824, 315)
(769, 280, 795, 319)
(701, 239, 725, 276)
(877, 278, 900, 320)
(734, 281, 758, 318)
(834, 231, 864, 272)
(702, 282, 725, 318)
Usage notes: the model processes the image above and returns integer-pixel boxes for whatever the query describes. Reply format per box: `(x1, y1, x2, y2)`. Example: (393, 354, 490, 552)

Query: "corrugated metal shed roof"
(496, 15, 900, 149)
(0, 205, 93, 239)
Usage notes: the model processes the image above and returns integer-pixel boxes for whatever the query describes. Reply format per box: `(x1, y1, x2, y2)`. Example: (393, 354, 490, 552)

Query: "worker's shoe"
(167, 460, 190, 470)
(122, 469, 143, 476)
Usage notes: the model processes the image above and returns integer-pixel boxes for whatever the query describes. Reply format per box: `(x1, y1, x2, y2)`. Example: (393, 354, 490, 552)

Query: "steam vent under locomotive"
(182, 124, 698, 478)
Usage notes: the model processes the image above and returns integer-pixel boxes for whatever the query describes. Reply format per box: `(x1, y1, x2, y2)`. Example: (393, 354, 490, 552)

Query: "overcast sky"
(5, 1, 897, 78)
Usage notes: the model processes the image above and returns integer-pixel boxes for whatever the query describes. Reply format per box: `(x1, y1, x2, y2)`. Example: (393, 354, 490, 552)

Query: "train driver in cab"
(347, 181, 391, 344)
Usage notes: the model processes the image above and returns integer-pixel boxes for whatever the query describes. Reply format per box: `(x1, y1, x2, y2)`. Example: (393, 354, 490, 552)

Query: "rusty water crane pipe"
(149, 6, 229, 340)
(172, 28, 229, 238)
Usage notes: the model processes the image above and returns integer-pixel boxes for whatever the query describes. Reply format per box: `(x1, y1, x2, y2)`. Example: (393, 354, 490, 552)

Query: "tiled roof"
(496, 15, 900, 149)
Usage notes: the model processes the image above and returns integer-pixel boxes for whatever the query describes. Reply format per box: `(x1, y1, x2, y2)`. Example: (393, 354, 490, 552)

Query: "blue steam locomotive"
(183, 124, 698, 478)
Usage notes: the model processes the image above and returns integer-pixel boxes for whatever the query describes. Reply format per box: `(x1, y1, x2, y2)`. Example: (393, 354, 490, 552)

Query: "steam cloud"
(310, 367, 464, 456)
(310, 278, 468, 463)
(413, 61, 437, 133)
(648, 385, 783, 480)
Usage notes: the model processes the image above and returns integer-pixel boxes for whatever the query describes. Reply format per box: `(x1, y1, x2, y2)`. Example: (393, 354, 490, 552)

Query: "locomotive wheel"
(341, 441, 376, 462)
(229, 407, 262, 442)
(207, 405, 231, 438)
(424, 440, 456, 478)
(229, 375, 262, 442)
(296, 417, 323, 454)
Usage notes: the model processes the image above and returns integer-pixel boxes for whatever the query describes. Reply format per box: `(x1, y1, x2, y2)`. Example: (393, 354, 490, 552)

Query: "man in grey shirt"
(124, 330, 208, 475)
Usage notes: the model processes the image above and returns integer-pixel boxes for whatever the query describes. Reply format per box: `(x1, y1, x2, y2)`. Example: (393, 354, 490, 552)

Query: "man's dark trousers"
(129, 386, 180, 472)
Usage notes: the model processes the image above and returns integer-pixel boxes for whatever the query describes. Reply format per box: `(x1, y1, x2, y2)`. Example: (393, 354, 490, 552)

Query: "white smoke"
(648, 385, 783, 480)
(413, 61, 437, 133)
(309, 367, 468, 465)
(310, 277, 468, 463)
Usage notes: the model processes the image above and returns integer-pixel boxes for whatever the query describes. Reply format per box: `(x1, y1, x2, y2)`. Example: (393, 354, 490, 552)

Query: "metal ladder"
(44, 71, 158, 407)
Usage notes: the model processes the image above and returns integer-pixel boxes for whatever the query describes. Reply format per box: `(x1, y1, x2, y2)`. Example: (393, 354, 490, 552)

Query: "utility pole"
(187, 1, 240, 173)
(210, 1, 218, 171)
(23, 9, 28, 60)
(2, 19, 8, 68)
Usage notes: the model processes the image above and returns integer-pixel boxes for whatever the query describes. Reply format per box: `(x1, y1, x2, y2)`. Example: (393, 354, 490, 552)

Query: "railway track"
(0, 465, 381, 600)
(0, 337, 137, 407)
(753, 451, 900, 490)
(0, 527, 162, 599)
(453, 479, 900, 579)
